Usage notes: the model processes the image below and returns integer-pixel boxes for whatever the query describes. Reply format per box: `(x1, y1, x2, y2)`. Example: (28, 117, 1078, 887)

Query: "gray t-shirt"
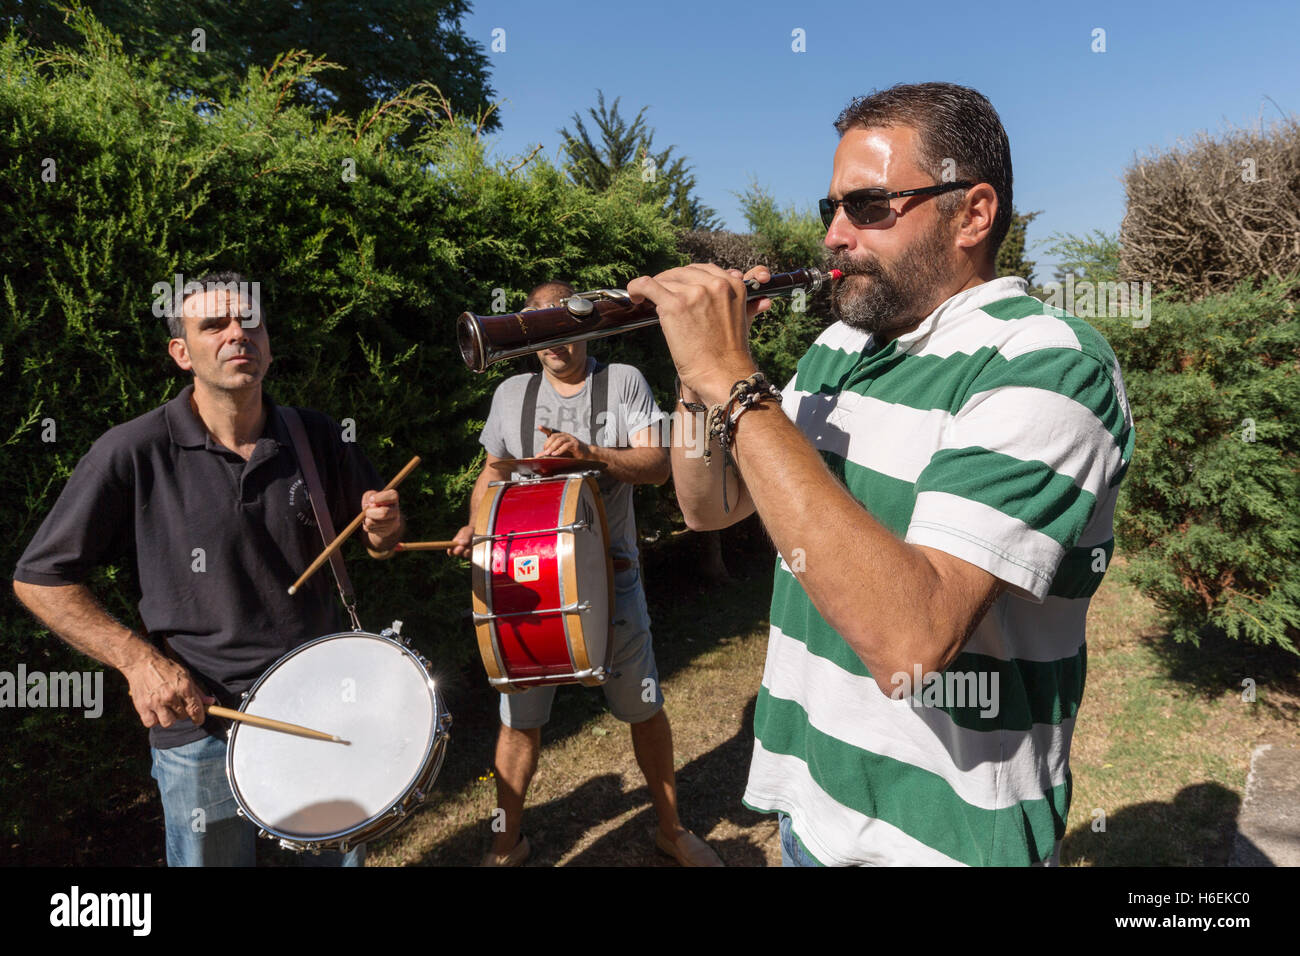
(479, 359, 664, 560)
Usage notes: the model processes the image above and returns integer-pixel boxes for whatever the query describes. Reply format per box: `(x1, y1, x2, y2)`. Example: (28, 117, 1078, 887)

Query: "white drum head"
(229, 633, 437, 841)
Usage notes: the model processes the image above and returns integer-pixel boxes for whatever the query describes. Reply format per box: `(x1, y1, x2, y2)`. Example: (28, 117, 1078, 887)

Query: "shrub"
(1120, 116, 1300, 298)
(0, 20, 682, 851)
(1106, 277, 1300, 654)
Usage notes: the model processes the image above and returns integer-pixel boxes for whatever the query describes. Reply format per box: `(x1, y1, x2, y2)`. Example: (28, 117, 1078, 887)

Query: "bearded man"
(630, 82, 1135, 866)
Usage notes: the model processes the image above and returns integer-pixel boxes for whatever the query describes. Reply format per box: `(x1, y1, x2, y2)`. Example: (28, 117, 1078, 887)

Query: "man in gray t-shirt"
(450, 280, 723, 868)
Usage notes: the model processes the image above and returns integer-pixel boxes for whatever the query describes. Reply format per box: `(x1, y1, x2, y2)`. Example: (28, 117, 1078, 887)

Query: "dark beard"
(828, 219, 953, 336)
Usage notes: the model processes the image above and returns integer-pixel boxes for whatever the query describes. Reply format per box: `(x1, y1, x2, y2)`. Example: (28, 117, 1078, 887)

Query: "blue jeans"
(151, 734, 365, 867)
(779, 813, 821, 867)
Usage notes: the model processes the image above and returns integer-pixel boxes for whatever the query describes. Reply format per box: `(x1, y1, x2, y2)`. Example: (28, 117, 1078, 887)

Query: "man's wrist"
(693, 364, 760, 408)
(118, 632, 167, 672)
(367, 519, 403, 553)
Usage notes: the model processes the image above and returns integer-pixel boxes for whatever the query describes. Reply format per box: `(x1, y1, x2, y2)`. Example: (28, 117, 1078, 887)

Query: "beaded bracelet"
(704, 373, 782, 512)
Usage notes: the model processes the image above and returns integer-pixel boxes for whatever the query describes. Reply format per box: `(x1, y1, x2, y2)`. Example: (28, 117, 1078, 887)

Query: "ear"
(168, 336, 193, 372)
(953, 183, 998, 264)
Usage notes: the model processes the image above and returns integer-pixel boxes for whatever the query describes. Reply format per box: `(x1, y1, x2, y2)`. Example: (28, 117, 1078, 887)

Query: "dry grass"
(1064, 562, 1300, 865)
(370, 558, 781, 867)
(368, 553, 1300, 868)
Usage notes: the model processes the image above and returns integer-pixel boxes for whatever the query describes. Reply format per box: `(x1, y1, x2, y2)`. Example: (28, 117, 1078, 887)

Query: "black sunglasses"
(819, 181, 974, 228)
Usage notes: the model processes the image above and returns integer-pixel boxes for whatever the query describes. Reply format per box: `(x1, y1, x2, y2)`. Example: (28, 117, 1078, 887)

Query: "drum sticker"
(512, 554, 540, 582)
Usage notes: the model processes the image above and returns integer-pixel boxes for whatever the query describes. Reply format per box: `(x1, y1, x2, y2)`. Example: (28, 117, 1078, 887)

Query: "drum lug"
(380, 620, 404, 641)
(474, 600, 590, 624)
(235, 807, 245, 819)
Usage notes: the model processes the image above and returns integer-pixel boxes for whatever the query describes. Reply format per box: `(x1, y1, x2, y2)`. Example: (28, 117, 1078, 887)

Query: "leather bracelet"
(703, 372, 782, 512)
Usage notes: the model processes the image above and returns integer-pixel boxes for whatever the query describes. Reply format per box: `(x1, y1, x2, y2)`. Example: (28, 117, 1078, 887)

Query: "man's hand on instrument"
(122, 651, 214, 729)
(538, 426, 590, 459)
(361, 489, 402, 549)
(448, 524, 474, 558)
(627, 263, 772, 407)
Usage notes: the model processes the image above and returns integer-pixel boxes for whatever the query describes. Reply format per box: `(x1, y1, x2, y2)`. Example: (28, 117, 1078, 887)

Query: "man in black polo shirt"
(12, 272, 403, 866)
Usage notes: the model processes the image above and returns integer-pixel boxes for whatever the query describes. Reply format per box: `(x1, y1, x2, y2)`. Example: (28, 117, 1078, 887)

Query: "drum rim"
(472, 483, 511, 685)
(473, 473, 614, 691)
(225, 630, 446, 848)
(579, 474, 616, 682)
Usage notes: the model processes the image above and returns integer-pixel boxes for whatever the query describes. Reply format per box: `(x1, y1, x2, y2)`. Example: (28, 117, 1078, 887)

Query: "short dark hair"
(834, 82, 1013, 264)
(169, 270, 259, 338)
(525, 281, 575, 309)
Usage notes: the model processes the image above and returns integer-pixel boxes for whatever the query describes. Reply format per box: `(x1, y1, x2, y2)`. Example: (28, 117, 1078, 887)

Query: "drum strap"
(520, 373, 543, 458)
(278, 406, 362, 632)
(519, 360, 610, 458)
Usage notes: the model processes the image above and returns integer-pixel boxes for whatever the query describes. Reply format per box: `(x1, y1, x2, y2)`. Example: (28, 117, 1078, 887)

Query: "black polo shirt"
(14, 384, 382, 749)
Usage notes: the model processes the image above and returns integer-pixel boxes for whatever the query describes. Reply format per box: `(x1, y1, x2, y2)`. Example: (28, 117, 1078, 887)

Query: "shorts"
(500, 566, 662, 729)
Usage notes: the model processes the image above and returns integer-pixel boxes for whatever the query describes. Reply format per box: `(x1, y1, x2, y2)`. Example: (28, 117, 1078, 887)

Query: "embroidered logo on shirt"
(288, 478, 316, 527)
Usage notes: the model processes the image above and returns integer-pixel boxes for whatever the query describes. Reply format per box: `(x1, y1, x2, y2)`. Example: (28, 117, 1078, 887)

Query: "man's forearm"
(669, 406, 753, 529)
(587, 444, 669, 486)
(12, 580, 156, 672)
(723, 404, 963, 685)
(468, 466, 495, 523)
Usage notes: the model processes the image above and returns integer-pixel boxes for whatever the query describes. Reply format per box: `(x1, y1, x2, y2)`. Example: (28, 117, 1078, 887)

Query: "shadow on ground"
(1062, 781, 1242, 866)
(408, 696, 767, 866)
(1140, 621, 1300, 722)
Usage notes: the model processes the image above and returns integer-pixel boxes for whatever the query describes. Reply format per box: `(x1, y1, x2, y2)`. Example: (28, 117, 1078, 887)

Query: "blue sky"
(461, 0, 1300, 278)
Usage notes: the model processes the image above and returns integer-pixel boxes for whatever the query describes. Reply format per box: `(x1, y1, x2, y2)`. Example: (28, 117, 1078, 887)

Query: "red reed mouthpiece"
(829, 269, 843, 281)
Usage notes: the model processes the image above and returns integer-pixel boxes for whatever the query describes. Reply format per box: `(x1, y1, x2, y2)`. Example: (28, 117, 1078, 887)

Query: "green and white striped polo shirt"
(743, 276, 1135, 866)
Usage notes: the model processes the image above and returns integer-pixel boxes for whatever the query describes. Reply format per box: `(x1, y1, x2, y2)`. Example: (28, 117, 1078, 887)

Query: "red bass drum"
(471, 473, 614, 692)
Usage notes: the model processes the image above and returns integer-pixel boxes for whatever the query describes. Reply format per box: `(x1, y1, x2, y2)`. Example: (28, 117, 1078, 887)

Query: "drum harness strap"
(520, 361, 630, 570)
(279, 406, 363, 632)
(520, 359, 608, 457)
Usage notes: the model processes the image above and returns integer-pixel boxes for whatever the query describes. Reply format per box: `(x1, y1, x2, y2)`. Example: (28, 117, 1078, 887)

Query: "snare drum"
(471, 472, 615, 692)
(226, 628, 451, 853)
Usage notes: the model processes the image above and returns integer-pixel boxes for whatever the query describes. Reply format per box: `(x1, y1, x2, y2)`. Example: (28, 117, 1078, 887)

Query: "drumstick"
(393, 540, 460, 551)
(288, 455, 421, 595)
(208, 705, 349, 744)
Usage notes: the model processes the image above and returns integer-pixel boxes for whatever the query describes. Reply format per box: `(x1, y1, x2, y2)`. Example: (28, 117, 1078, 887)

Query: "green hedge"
(1107, 278, 1300, 654)
(0, 22, 686, 851)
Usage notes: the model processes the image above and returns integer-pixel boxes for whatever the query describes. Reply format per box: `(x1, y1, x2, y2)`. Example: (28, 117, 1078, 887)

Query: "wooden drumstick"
(288, 455, 421, 595)
(208, 705, 349, 744)
(393, 540, 460, 551)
